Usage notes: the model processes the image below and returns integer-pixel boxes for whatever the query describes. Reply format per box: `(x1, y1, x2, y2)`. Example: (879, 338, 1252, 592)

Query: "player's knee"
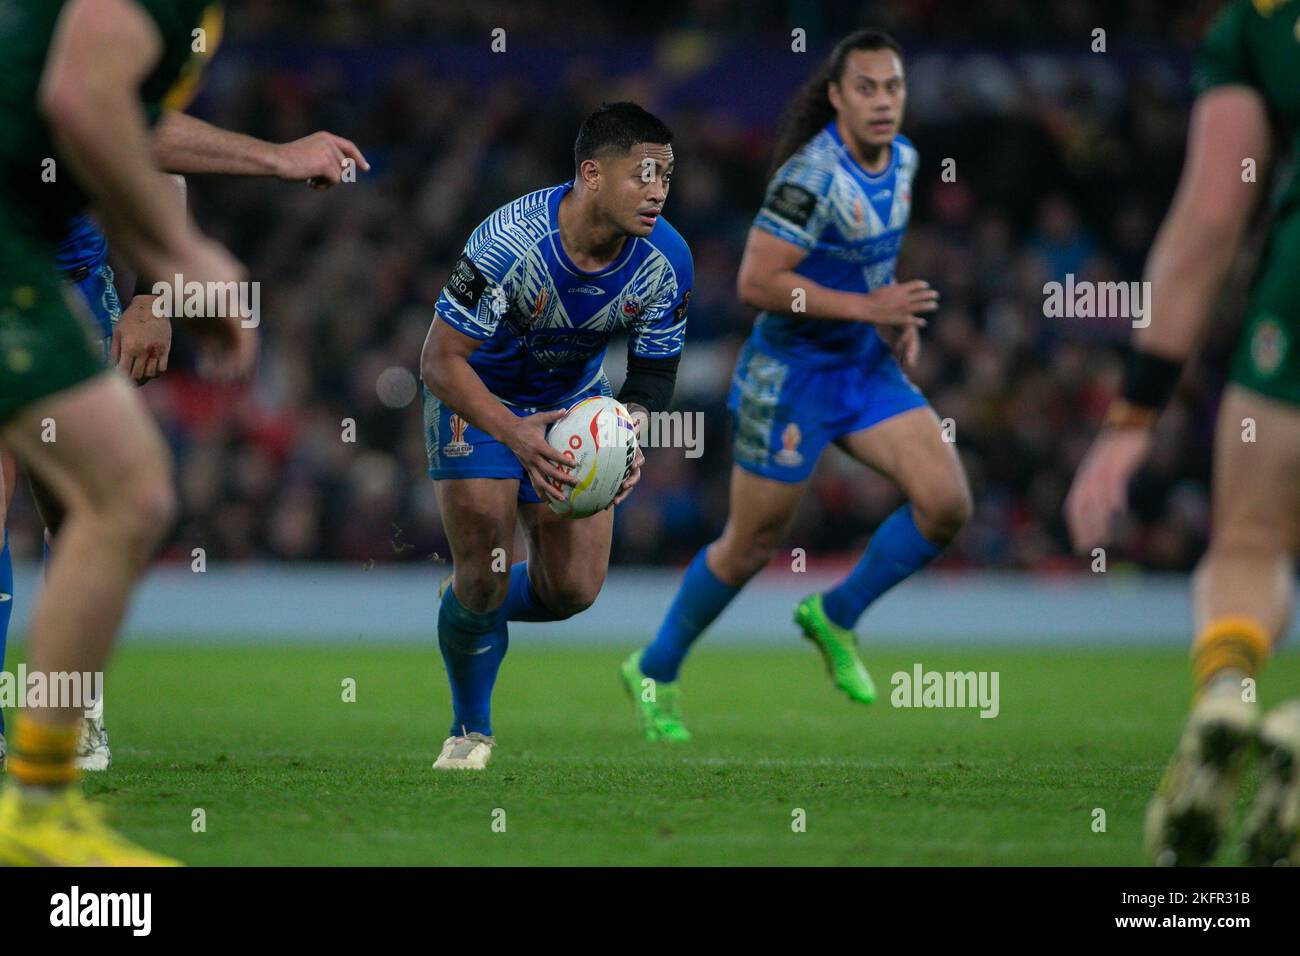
(76, 440, 176, 550)
(540, 581, 601, 620)
(715, 527, 781, 581)
(1208, 520, 1287, 556)
(747, 533, 783, 574)
(126, 474, 178, 541)
(1195, 530, 1287, 588)
(454, 568, 510, 615)
(95, 471, 177, 557)
(913, 484, 972, 546)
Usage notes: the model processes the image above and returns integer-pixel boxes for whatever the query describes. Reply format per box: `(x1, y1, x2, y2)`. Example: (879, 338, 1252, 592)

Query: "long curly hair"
(769, 30, 903, 177)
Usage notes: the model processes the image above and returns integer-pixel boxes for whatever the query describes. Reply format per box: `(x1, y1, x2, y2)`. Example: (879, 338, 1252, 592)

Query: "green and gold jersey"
(0, 0, 220, 420)
(1194, 0, 1300, 214)
(1195, 1, 1300, 402)
(0, 0, 220, 242)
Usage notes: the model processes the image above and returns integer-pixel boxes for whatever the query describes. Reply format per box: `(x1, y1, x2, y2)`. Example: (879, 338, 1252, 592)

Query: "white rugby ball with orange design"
(545, 396, 638, 518)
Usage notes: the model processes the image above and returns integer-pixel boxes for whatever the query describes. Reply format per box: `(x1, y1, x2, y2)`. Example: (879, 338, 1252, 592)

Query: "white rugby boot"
(1241, 700, 1300, 866)
(433, 732, 495, 770)
(1145, 682, 1256, 866)
(75, 693, 111, 772)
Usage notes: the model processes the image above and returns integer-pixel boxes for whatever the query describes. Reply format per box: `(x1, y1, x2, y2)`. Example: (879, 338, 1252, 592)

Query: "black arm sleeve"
(617, 352, 681, 414)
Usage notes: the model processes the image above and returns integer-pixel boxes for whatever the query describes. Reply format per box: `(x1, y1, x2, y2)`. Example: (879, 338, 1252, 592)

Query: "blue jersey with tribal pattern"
(751, 123, 918, 368)
(435, 181, 693, 409)
(56, 214, 120, 343)
(55, 214, 108, 276)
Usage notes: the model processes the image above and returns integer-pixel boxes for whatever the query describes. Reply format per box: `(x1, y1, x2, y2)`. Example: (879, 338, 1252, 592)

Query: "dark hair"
(574, 101, 674, 168)
(769, 30, 903, 175)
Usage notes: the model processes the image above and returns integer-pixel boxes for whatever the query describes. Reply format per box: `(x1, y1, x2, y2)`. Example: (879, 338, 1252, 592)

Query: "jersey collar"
(548, 182, 639, 279)
(825, 121, 898, 183)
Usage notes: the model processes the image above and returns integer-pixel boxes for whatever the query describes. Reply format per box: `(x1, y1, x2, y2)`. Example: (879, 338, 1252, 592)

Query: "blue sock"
(437, 586, 508, 737)
(501, 563, 558, 622)
(0, 530, 11, 735)
(640, 548, 741, 682)
(821, 505, 942, 631)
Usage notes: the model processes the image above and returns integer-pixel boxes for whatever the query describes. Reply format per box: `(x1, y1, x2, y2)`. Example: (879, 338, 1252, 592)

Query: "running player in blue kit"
(420, 102, 692, 769)
(623, 31, 973, 741)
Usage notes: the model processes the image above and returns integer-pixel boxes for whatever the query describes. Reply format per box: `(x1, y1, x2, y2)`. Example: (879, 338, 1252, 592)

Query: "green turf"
(5, 641, 1298, 865)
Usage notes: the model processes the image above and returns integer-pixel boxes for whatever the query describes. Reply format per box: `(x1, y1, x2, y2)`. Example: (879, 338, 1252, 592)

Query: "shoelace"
(448, 736, 489, 759)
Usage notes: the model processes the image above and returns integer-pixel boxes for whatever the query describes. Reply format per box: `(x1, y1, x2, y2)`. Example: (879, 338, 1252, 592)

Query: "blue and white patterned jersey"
(56, 214, 120, 344)
(435, 181, 694, 409)
(54, 214, 108, 277)
(751, 122, 918, 368)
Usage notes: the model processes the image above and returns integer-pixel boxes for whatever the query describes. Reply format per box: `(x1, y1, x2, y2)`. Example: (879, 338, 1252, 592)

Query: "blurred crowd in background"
(4, 1, 1254, 572)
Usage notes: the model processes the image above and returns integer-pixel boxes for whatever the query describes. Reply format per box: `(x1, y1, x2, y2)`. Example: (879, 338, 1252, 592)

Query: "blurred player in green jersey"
(0, 0, 253, 866)
(1068, 0, 1300, 865)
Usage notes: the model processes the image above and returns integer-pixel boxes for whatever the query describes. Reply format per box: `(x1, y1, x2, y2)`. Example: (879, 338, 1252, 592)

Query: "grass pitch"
(11, 641, 1299, 865)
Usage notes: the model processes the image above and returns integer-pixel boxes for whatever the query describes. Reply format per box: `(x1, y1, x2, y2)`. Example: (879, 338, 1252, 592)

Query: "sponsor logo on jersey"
(446, 254, 488, 310)
(764, 183, 819, 230)
(774, 421, 804, 468)
(568, 285, 604, 295)
(444, 414, 474, 458)
(1250, 316, 1287, 377)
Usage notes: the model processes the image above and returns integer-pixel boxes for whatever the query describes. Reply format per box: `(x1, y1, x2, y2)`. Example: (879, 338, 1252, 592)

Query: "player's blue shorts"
(423, 373, 613, 503)
(67, 261, 122, 363)
(728, 338, 928, 483)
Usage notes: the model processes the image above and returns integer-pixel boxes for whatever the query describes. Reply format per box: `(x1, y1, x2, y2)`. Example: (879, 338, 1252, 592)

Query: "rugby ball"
(545, 396, 638, 518)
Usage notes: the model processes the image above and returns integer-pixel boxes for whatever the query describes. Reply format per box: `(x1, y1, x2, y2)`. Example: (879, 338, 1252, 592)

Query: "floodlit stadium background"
(8, 0, 1289, 642)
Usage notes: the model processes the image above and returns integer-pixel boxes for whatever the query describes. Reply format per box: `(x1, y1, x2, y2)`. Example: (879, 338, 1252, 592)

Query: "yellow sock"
(1191, 616, 1271, 697)
(7, 714, 79, 788)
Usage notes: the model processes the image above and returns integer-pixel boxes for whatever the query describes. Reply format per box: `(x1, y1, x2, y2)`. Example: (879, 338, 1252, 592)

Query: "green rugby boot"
(794, 594, 876, 705)
(620, 651, 692, 742)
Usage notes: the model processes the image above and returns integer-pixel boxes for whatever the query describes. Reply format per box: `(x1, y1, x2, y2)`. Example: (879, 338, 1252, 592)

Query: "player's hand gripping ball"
(545, 397, 639, 518)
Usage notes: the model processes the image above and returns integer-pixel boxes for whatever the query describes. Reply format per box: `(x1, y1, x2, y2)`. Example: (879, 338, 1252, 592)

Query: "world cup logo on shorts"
(444, 413, 474, 458)
(774, 422, 803, 468)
